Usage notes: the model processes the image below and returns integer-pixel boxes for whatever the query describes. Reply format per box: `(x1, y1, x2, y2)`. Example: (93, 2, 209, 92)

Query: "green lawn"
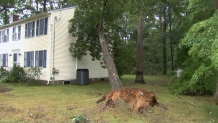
(0, 75, 217, 123)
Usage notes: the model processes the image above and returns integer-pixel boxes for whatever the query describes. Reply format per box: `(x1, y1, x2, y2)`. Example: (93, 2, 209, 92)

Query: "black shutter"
(35, 51, 38, 67)
(7, 29, 9, 42)
(44, 17, 48, 35)
(25, 24, 27, 38)
(36, 20, 39, 36)
(32, 21, 35, 37)
(24, 52, 27, 67)
(43, 50, 47, 68)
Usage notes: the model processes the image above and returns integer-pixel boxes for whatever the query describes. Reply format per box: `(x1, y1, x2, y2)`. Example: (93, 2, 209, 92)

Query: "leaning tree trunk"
(98, 29, 122, 91)
(162, 5, 167, 75)
(135, 15, 145, 84)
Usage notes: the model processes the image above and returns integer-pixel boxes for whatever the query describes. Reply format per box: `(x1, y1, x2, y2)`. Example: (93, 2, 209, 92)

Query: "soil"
(0, 86, 12, 93)
(96, 87, 160, 113)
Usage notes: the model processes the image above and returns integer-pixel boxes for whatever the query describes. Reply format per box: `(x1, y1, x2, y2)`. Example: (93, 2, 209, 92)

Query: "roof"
(0, 6, 76, 30)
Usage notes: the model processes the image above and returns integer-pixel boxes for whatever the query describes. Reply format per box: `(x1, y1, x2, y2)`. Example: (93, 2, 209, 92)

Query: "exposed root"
(96, 87, 160, 113)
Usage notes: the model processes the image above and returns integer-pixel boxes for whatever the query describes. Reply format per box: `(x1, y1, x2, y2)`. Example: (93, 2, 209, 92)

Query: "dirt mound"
(96, 87, 159, 113)
(0, 86, 12, 93)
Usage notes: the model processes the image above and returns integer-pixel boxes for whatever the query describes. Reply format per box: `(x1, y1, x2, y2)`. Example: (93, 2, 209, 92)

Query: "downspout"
(53, 16, 57, 80)
(76, 58, 77, 70)
(47, 14, 51, 85)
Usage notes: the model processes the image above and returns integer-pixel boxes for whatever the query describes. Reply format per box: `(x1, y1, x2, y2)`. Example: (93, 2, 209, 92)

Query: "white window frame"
(35, 50, 47, 68)
(1, 29, 9, 42)
(36, 17, 48, 36)
(24, 51, 34, 67)
(12, 25, 21, 41)
(25, 21, 35, 38)
(0, 54, 8, 67)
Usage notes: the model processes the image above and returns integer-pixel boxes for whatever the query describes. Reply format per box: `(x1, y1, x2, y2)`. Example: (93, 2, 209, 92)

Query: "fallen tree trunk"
(96, 87, 159, 113)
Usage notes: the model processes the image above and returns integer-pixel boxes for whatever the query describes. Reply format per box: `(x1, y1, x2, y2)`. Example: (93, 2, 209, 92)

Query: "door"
(12, 50, 20, 66)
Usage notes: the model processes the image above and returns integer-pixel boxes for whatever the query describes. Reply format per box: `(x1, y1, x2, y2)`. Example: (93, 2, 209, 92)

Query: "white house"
(0, 7, 108, 84)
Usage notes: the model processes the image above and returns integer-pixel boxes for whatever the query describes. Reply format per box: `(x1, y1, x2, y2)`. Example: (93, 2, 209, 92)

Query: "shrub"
(25, 67, 42, 84)
(6, 64, 42, 85)
(8, 64, 26, 83)
(0, 66, 9, 76)
(71, 114, 88, 123)
(1, 77, 9, 83)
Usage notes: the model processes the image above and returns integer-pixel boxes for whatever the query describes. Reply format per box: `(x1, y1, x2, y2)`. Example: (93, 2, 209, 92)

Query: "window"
(1, 29, 9, 42)
(0, 54, 8, 67)
(12, 25, 21, 41)
(36, 17, 48, 36)
(24, 51, 34, 67)
(25, 21, 35, 38)
(35, 50, 47, 68)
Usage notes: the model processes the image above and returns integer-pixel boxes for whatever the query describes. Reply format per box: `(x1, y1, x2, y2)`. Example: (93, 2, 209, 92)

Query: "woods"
(1, 0, 218, 104)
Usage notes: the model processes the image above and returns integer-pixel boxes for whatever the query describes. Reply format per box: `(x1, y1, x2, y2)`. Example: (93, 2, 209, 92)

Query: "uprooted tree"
(69, 0, 127, 90)
(96, 87, 160, 113)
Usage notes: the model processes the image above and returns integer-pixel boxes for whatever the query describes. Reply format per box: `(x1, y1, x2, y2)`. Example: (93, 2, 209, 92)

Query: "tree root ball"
(96, 87, 159, 113)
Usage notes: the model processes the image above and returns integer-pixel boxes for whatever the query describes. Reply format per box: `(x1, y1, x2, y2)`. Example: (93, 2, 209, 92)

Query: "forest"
(1, 0, 218, 122)
(1, 0, 218, 106)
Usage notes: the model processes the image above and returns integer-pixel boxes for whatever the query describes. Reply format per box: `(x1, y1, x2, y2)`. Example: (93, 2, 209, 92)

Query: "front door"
(12, 50, 20, 66)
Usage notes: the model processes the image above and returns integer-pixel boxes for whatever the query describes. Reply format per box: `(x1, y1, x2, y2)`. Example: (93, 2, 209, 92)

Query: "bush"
(8, 64, 26, 83)
(1, 77, 9, 83)
(25, 67, 42, 84)
(6, 64, 42, 85)
(0, 66, 9, 76)
(71, 114, 88, 123)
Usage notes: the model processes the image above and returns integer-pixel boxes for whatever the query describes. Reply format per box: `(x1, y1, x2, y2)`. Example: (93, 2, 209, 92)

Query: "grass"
(0, 75, 218, 123)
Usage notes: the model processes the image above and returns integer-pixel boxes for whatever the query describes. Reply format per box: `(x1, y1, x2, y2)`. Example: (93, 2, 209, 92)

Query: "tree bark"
(36, 0, 39, 12)
(98, 0, 122, 91)
(169, 7, 174, 71)
(135, 15, 145, 84)
(4, 8, 9, 25)
(162, 5, 167, 75)
(213, 0, 218, 10)
(43, 0, 47, 12)
(215, 81, 218, 104)
(98, 29, 122, 91)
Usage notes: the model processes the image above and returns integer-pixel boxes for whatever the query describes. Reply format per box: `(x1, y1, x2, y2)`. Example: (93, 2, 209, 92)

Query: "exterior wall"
(77, 55, 108, 78)
(49, 7, 108, 81)
(0, 16, 49, 80)
(0, 7, 108, 82)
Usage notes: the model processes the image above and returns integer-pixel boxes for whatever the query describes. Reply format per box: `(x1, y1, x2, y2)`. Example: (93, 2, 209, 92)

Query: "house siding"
(0, 17, 49, 79)
(0, 7, 108, 82)
(49, 8, 108, 80)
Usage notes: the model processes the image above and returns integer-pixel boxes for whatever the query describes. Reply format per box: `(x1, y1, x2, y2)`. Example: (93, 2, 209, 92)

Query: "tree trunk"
(162, 6, 167, 75)
(215, 81, 218, 104)
(36, 0, 39, 12)
(43, 0, 46, 12)
(213, 0, 218, 10)
(169, 7, 174, 71)
(98, 29, 122, 91)
(4, 8, 9, 25)
(135, 15, 145, 84)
